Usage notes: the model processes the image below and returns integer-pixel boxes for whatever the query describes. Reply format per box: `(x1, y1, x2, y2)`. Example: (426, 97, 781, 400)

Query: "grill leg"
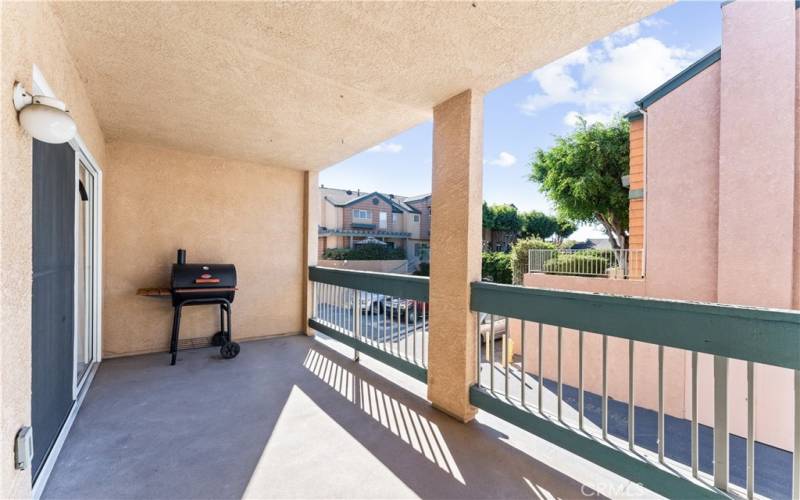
(219, 304, 226, 336)
(170, 305, 182, 365)
(224, 302, 232, 342)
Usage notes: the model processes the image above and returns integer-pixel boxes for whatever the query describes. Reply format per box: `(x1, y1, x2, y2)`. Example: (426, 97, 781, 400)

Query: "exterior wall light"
(13, 82, 76, 144)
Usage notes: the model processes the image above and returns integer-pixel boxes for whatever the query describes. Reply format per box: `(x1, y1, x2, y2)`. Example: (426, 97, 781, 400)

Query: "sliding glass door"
(75, 159, 96, 385)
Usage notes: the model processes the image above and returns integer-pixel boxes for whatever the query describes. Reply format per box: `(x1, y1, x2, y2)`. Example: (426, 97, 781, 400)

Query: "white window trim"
(352, 208, 372, 220)
(31, 64, 104, 499)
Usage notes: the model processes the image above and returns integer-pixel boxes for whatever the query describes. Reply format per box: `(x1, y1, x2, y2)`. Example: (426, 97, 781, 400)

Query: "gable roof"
(321, 187, 424, 213)
(403, 193, 432, 204)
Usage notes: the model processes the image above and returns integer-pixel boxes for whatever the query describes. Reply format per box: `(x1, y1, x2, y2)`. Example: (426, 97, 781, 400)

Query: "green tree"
(555, 217, 577, 241)
(529, 117, 630, 249)
(488, 203, 521, 233)
(482, 201, 495, 229)
(519, 210, 559, 239)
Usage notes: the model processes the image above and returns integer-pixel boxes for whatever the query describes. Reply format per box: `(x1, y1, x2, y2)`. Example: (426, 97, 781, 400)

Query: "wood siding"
(628, 118, 645, 276)
(342, 196, 402, 232)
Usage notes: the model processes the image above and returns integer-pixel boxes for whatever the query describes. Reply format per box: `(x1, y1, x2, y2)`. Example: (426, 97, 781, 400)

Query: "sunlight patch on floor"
(302, 349, 465, 484)
(242, 384, 415, 499)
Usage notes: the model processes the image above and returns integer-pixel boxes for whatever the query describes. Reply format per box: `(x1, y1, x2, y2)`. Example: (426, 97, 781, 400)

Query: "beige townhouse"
(319, 187, 431, 262)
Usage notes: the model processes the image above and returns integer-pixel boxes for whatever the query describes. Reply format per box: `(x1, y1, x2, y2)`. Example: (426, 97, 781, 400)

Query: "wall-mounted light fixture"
(13, 82, 76, 144)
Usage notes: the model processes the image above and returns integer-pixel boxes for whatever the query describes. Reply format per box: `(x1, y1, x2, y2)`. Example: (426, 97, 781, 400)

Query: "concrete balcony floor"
(43, 334, 646, 499)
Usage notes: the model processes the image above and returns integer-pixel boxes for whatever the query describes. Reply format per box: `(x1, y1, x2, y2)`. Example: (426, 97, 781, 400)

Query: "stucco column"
(427, 89, 483, 422)
(304, 170, 319, 336)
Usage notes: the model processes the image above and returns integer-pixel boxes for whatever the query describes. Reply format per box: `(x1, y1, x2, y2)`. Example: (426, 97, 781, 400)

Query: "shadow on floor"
(43, 335, 611, 499)
(493, 360, 793, 500)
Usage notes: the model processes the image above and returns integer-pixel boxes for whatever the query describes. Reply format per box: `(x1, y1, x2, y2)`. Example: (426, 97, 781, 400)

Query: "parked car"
(478, 312, 506, 342)
(380, 297, 426, 321)
(359, 292, 384, 313)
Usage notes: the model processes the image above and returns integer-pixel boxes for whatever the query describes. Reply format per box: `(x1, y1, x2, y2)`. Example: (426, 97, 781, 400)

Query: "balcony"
(39, 267, 799, 498)
(43, 331, 632, 499)
(6, 4, 800, 499)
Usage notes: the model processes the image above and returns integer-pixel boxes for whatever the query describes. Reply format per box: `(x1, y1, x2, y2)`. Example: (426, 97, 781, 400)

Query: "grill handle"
(195, 278, 220, 284)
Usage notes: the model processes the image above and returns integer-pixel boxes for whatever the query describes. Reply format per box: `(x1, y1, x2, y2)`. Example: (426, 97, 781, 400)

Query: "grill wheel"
(220, 341, 240, 359)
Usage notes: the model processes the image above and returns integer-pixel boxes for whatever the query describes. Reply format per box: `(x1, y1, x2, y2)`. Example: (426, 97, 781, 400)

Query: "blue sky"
(320, 2, 723, 240)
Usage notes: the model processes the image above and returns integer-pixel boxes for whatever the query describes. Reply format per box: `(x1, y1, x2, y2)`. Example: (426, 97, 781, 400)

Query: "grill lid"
(171, 263, 237, 289)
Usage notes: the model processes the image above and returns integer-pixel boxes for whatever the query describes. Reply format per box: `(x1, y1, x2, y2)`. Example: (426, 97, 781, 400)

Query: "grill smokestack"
(177, 249, 186, 265)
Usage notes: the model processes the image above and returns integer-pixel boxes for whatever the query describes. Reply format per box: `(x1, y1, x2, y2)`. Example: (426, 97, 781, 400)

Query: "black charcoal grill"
(169, 249, 240, 365)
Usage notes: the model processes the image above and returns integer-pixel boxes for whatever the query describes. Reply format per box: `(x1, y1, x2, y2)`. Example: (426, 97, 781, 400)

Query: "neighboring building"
(482, 227, 516, 252)
(319, 187, 431, 261)
(522, 2, 799, 452)
(570, 238, 612, 250)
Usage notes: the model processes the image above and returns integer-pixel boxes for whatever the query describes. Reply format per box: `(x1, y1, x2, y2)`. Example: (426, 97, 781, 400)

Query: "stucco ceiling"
(51, 1, 667, 171)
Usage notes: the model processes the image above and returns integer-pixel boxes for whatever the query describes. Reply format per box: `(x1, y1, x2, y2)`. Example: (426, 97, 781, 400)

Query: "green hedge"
(482, 252, 512, 284)
(322, 244, 406, 261)
(543, 254, 610, 276)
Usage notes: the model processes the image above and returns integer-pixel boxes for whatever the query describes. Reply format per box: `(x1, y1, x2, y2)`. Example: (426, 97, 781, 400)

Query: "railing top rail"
(309, 265, 429, 301)
(471, 281, 800, 369)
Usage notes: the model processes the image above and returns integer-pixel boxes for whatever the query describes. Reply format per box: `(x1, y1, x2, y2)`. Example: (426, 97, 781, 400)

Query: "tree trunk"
(595, 213, 624, 250)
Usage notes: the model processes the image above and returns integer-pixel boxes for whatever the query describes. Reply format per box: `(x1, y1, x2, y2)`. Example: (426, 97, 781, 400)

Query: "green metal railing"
(308, 266, 429, 382)
(307, 266, 800, 498)
(470, 280, 800, 499)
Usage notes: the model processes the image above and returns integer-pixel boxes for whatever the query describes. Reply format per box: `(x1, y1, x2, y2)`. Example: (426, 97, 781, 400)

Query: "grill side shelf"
(173, 287, 239, 293)
(137, 287, 172, 297)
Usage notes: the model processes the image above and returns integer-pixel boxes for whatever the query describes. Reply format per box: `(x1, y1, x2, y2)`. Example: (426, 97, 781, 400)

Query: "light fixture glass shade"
(18, 100, 77, 144)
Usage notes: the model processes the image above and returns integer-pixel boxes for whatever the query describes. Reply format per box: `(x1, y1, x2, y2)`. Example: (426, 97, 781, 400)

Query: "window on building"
(392, 213, 399, 225)
(352, 209, 371, 220)
(413, 214, 420, 222)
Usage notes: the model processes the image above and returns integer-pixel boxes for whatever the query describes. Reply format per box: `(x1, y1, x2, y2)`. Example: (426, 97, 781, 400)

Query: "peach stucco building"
(522, 1, 799, 451)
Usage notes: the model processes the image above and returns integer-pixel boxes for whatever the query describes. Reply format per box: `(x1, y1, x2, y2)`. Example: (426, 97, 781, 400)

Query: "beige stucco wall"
(102, 142, 305, 357)
(1, 2, 108, 497)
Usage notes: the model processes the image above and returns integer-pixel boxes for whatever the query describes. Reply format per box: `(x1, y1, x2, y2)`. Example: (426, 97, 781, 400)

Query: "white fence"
(528, 248, 644, 279)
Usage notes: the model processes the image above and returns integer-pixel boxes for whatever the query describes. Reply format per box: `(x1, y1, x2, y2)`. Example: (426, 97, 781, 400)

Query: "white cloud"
(641, 17, 669, 29)
(367, 142, 403, 153)
(488, 151, 517, 167)
(520, 18, 700, 125)
(522, 47, 588, 114)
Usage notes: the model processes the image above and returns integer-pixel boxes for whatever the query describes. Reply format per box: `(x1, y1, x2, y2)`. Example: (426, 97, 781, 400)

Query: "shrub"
(482, 252, 512, 284)
(322, 244, 406, 261)
(509, 237, 557, 284)
(543, 254, 610, 276)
